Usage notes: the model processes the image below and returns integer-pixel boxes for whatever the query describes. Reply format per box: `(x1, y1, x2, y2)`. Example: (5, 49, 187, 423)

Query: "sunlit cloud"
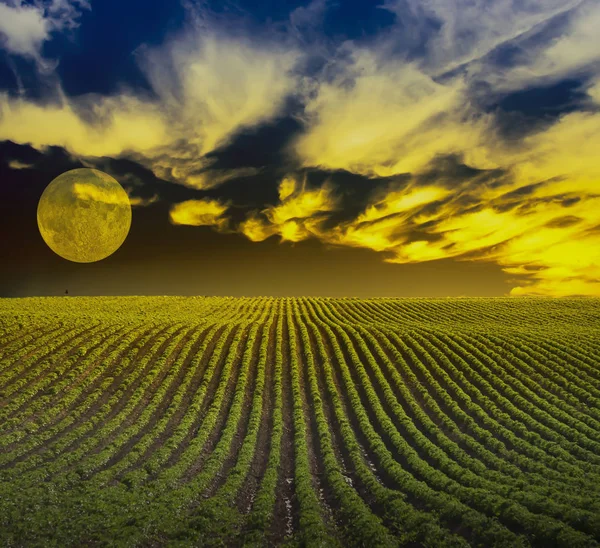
(239, 175, 337, 243)
(128, 194, 159, 208)
(358, 186, 451, 223)
(0, 93, 167, 157)
(73, 172, 157, 208)
(304, 184, 452, 253)
(72, 181, 126, 205)
(278, 176, 297, 201)
(169, 198, 229, 228)
(293, 47, 491, 177)
(281, 0, 600, 295)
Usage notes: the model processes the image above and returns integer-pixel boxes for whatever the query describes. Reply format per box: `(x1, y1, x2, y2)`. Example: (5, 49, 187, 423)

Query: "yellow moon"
(37, 168, 132, 263)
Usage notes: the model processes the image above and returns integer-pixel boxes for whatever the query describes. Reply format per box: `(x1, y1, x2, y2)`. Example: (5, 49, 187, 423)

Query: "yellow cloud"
(378, 184, 600, 295)
(2, 1, 599, 297)
(310, 183, 452, 254)
(72, 182, 129, 205)
(144, 34, 299, 157)
(266, 183, 336, 226)
(169, 199, 229, 228)
(128, 194, 159, 208)
(327, 215, 408, 252)
(358, 186, 450, 223)
(293, 47, 491, 177)
(239, 214, 278, 242)
(275, 1, 600, 295)
(133, 32, 299, 187)
(279, 220, 310, 243)
(0, 94, 167, 157)
(278, 176, 297, 201)
(238, 176, 338, 243)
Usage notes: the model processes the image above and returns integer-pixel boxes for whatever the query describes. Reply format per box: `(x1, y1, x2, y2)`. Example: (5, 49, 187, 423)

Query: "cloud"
(133, 29, 300, 186)
(288, 0, 330, 40)
(72, 181, 128, 205)
(239, 175, 338, 242)
(0, 93, 168, 157)
(382, 0, 583, 76)
(305, 163, 600, 296)
(311, 106, 600, 294)
(167, 167, 262, 191)
(169, 198, 230, 228)
(312, 180, 455, 254)
(7, 159, 33, 170)
(0, 3, 48, 59)
(302, 184, 451, 254)
(290, 1, 600, 180)
(293, 46, 492, 177)
(128, 194, 159, 208)
(479, 0, 600, 92)
(72, 179, 157, 208)
(278, 176, 297, 201)
(0, 0, 89, 65)
(586, 80, 600, 104)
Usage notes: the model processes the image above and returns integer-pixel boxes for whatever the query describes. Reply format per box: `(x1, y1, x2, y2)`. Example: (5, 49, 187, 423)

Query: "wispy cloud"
(292, 46, 491, 176)
(472, 0, 600, 92)
(137, 29, 300, 186)
(381, 0, 583, 76)
(0, 0, 89, 69)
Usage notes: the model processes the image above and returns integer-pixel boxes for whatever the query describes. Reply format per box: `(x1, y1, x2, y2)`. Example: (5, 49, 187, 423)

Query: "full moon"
(37, 168, 132, 263)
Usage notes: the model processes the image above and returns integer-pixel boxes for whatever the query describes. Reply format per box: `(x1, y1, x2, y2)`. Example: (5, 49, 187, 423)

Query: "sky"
(0, 0, 599, 297)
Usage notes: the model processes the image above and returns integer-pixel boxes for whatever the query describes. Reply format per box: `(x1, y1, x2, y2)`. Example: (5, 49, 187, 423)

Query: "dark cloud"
(83, 156, 190, 204)
(308, 168, 402, 226)
(413, 154, 506, 189)
(203, 112, 303, 170)
(544, 215, 582, 229)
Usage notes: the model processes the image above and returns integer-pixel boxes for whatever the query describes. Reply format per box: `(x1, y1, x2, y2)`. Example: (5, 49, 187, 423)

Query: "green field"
(1, 297, 600, 547)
